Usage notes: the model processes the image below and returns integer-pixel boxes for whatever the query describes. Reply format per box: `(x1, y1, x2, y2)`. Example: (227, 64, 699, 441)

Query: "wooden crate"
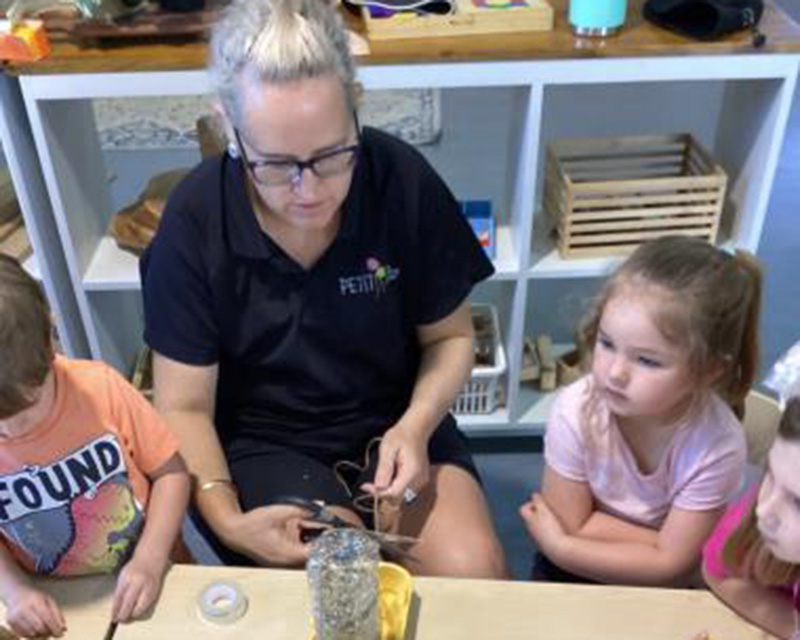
(545, 134, 727, 259)
(360, 0, 553, 41)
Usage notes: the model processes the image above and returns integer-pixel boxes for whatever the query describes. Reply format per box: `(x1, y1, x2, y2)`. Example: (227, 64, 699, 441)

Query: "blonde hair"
(0, 255, 54, 419)
(722, 397, 800, 585)
(208, 0, 357, 129)
(578, 236, 762, 418)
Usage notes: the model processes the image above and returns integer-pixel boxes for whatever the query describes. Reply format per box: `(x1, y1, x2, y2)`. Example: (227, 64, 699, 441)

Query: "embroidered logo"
(339, 257, 400, 297)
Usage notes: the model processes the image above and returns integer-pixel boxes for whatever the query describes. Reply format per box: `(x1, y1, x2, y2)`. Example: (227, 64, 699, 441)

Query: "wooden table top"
(7, 0, 800, 76)
(1, 564, 773, 640)
(0, 574, 116, 640)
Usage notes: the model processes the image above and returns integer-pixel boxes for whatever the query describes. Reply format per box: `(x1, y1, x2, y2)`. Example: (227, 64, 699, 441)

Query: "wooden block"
(556, 348, 582, 387)
(0, 170, 20, 225)
(140, 168, 189, 221)
(520, 337, 540, 382)
(131, 346, 153, 403)
(111, 203, 156, 255)
(540, 369, 557, 392)
(0, 224, 32, 262)
(110, 168, 189, 254)
(536, 334, 555, 369)
(0, 216, 21, 243)
(536, 334, 557, 392)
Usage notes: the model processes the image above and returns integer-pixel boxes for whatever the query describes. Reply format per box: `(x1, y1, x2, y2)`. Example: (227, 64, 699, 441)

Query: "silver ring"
(403, 487, 418, 504)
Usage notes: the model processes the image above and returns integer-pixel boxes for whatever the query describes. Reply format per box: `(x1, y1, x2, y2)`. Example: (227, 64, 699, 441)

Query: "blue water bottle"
(569, 0, 628, 37)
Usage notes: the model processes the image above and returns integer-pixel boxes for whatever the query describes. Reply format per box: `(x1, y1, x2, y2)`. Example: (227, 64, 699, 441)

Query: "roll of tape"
(197, 580, 248, 625)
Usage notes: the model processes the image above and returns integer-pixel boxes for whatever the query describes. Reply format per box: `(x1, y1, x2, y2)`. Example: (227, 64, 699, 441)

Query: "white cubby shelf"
(14, 52, 800, 435)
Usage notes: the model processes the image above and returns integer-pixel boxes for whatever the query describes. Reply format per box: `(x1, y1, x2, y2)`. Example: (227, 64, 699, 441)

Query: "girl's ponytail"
(724, 250, 763, 418)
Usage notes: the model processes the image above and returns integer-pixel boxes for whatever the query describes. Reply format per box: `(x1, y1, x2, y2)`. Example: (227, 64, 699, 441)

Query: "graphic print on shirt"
(0, 434, 143, 576)
(339, 256, 400, 298)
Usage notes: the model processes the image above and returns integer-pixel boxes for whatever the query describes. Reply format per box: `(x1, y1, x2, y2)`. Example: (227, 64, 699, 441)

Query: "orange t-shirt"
(0, 356, 179, 577)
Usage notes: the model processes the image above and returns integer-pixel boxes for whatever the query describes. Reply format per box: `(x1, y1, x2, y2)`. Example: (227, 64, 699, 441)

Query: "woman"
(141, 0, 507, 578)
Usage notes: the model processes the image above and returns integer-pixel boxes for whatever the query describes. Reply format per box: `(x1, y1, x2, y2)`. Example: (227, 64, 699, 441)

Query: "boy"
(0, 255, 189, 637)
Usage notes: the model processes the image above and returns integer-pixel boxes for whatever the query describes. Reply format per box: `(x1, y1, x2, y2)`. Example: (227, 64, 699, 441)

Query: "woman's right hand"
(220, 504, 314, 566)
(4, 583, 66, 638)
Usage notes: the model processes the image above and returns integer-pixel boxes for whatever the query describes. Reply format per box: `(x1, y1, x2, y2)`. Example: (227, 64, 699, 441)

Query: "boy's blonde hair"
(208, 0, 357, 129)
(0, 255, 54, 419)
(577, 236, 762, 418)
(722, 397, 800, 585)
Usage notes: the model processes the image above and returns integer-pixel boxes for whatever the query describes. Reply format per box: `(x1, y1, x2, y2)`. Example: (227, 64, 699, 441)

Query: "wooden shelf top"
(8, 0, 800, 76)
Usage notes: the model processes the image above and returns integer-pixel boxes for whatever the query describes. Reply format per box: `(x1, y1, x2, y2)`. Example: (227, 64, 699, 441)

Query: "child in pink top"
(701, 397, 800, 639)
(0, 256, 190, 638)
(520, 236, 759, 586)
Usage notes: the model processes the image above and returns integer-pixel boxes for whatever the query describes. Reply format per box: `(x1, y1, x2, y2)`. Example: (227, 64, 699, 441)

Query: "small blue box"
(460, 199, 495, 259)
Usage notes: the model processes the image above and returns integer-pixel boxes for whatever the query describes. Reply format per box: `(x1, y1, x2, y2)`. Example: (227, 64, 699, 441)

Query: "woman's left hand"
(520, 493, 569, 558)
(362, 424, 430, 504)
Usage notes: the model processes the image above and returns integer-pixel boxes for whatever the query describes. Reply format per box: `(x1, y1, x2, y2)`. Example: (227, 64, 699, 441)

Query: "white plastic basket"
(454, 304, 507, 415)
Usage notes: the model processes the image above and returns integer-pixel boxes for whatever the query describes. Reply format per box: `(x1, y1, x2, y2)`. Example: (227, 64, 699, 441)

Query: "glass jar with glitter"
(307, 528, 380, 640)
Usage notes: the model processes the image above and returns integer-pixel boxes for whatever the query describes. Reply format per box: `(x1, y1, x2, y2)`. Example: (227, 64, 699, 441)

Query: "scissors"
(274, 496, 419, 563)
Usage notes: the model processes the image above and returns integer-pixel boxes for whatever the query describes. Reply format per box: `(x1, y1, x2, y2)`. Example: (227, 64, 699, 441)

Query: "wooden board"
(0, 223, 32, 262)
(0, 216, 21, 242)
(361, 0, 553, 40)
(0, 170, 20, 224)
(41, 2, 225, 40)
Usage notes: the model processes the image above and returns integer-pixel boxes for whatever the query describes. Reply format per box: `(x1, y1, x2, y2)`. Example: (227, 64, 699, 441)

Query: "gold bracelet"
(197, 479, 238, 494)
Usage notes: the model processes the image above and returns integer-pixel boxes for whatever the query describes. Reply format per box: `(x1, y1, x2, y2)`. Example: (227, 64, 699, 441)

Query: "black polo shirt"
(141, 127, 494, 461)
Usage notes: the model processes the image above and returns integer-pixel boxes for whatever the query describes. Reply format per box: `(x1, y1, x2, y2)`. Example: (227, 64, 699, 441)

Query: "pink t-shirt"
(545, 377, 746, 528)
(703, 487, 800, 611)
(703, 486, 759, 579)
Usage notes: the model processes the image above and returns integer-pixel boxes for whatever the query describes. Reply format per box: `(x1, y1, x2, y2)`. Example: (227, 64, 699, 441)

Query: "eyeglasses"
(234, 126, 360, 188)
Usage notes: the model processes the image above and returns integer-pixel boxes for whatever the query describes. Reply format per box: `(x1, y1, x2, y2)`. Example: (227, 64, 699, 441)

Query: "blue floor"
(471, 439, 542, 579)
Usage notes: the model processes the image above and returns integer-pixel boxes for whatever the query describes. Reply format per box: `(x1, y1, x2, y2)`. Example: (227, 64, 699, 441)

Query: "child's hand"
(112, 555, 167, 623)
(4, 583, 66, 638)
(519, 493, 568, 557)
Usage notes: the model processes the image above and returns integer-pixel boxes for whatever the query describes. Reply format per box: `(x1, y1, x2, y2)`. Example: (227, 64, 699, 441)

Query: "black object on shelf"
(159, 0, 206, 11)
(643, 0, 766, 46)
